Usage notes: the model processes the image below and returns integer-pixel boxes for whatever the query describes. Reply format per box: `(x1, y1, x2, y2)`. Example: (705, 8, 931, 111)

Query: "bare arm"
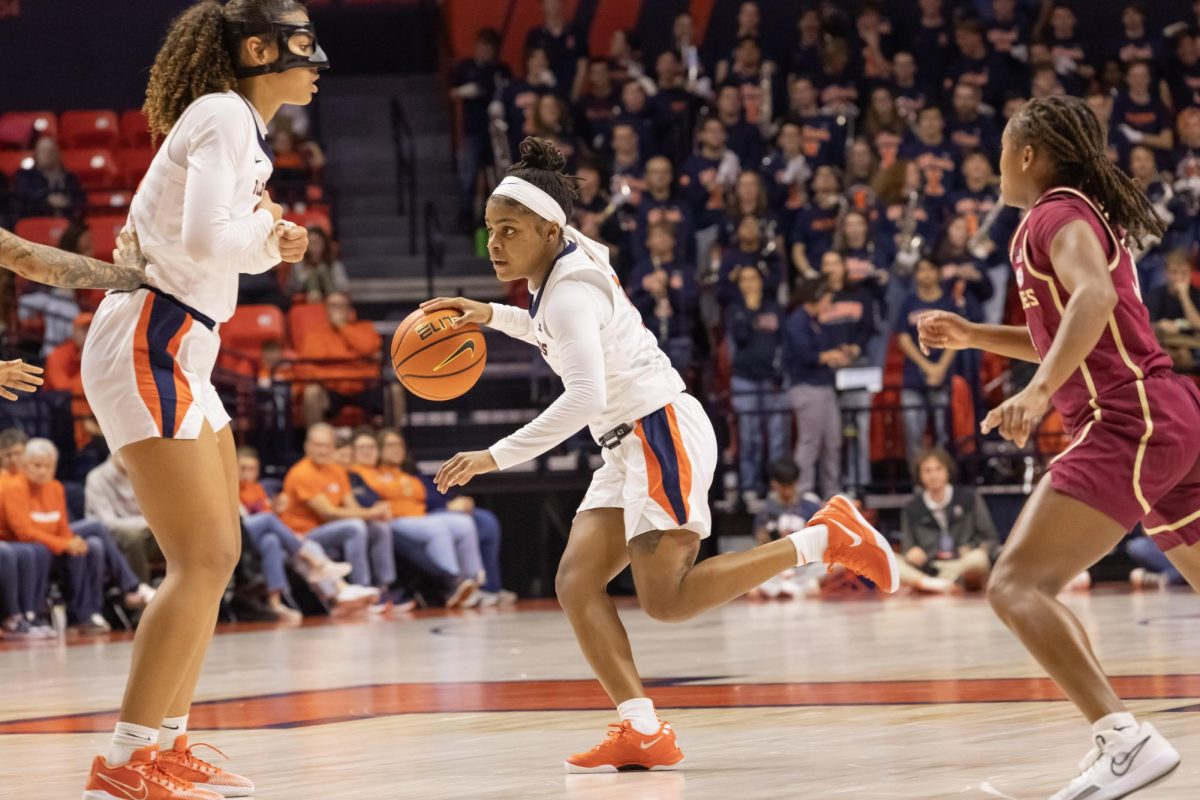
(1023, 220, 1116, 398)
(916, 310, 1041, 363)
(0, 228, 144, 291)
(966, 323, 1042, 363)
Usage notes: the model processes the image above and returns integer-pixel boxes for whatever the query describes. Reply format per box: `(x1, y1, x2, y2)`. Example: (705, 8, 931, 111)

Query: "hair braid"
(1010, 96, 1166, 248)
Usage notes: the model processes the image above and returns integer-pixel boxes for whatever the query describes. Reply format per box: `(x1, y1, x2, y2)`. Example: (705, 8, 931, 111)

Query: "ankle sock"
(107, 721, 158, 766)
(1092, 711, 1137, 735)
(787, 524, 829, 566)
(617, 697, 661, 735)
(158, 714, 188, 750)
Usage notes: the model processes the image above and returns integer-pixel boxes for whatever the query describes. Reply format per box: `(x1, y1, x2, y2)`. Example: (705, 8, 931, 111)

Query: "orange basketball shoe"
(809, 495, 900, 593)
(83, 745, 222, 800)
(564, 720, 685, 773)
(156, 736, 255, 798)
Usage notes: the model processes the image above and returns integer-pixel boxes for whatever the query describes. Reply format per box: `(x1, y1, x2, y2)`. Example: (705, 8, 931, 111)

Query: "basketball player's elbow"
(1075, 283, 1118, 317)
(568, 381, 606, 419)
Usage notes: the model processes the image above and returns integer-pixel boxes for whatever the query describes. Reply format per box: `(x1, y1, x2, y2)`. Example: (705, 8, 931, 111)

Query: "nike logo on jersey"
(1110, 736, 1151, 777)
(97, 772, 149, 800)
(432, 340, 476, 372)
(640, 736, 664, 749)
(826, 518, 863, 547)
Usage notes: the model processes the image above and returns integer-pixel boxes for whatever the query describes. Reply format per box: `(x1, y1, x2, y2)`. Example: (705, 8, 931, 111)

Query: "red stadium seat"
(287, 302, 329, 348)
(60, 110, 120, 149)
(117, 147, 156, 189)
(224, 305, 286, 358)
(120, 110, 152, 148)
(61, 149, 120, 189)
(14, 217, 71, 247)
(0, 150, 33, 177)
(86, 215, 128, 262)
(283, 208, 332, 236)
(0, 111, 57, 148)
(87, 189, 134, 214)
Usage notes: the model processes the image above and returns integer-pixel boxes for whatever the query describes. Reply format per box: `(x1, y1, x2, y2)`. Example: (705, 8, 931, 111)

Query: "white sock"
(617, 697, 661, 735)
(107, 721, 158, 766)
(1092, 711, 1137, 735)
(159, 714, 188, 750)
(786, 524, 829, 566)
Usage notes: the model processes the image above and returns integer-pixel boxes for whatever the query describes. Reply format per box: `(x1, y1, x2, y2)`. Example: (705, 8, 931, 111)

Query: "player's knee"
(638, 590, 690, 624)
(986, 563, 1033, 617)
(554, 560, 603, 607)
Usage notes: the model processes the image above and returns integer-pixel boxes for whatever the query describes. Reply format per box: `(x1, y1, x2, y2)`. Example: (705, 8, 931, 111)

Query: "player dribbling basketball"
(423, 137, 900, 773)
(919, 95, 1200, 800)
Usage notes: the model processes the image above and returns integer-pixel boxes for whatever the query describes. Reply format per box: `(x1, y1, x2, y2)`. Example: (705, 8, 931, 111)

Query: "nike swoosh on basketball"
(433, 340, 476, 372)
(98, 772, 149, 800)
(1110, 736, 1150, 777)
(825, 518, 862, 547)
(640, 736, 664, 749)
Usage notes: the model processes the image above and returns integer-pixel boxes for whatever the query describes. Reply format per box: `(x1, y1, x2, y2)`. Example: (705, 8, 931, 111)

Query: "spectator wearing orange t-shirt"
(236, 447, 357, 621)
(279, 424, 395, 592)
(350, 430, 483, 608)
(296, 293, 404, 427)
(44, 312, 101, 449)
(1, 439, 147, 632)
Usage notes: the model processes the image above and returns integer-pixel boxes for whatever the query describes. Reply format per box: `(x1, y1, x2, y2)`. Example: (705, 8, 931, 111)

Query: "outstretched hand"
(915, 310, 975, 357)
(419, 297, 493, 327)
(0, 360, 43, 401)
(980, 384, 1051, 449)
(435, 449, 497, 493)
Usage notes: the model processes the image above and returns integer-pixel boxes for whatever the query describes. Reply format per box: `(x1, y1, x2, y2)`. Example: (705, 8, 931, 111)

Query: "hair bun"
(515, 137, 566, 173)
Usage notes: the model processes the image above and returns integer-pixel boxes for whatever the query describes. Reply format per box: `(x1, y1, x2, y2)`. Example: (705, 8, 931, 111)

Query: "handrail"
(423, 200, 445, 299)
(389, 95, 418, 255)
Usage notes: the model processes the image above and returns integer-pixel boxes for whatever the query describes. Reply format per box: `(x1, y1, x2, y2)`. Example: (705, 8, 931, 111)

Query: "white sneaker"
(88, 613, 112, 633)
(336, 584, 381, 606)
(308, 559, 353, 583)
(1049, 721, 1180, 800)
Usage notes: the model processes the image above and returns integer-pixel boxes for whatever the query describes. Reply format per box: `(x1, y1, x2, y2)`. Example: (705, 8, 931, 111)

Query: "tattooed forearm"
(0, 229, 144, 290)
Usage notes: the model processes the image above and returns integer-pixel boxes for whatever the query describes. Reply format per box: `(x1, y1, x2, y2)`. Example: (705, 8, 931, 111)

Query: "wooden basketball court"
(4, 590, 1199, 798)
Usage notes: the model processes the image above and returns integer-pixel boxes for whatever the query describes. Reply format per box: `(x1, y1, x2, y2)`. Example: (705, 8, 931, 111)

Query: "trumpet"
(967, 199, 1006, 260)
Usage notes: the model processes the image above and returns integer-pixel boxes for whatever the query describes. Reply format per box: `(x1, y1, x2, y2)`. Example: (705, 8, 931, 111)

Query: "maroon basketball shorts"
(1048, 372, 1200, 552)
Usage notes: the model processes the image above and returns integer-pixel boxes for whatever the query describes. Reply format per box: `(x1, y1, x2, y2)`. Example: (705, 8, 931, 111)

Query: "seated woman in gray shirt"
(898, 448, 999, 593)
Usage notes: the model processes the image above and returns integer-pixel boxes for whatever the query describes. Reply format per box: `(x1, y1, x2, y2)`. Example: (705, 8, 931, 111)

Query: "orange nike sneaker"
(564, 720, 685, 773)
(156, 736, 255, 798)
(83, 745, 222, 800)
(809, 495, 900, 593)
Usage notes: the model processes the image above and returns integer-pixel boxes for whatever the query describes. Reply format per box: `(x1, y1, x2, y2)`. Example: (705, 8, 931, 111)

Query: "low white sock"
(159, 714, 188, 750)
(107, 721, 158, 766)
(1092, 711, 1137, 735)
(786, 524, 829, 566)
(617, 697, 661, 735)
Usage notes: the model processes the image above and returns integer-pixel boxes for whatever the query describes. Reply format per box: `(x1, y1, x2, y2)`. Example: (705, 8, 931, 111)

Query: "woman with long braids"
(919, 96, 1200, 800)
(0, 2, 323, 798)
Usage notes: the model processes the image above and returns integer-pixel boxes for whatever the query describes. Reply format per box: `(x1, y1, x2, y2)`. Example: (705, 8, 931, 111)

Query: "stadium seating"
(0, 150, 33, 177)
(60, 149, 119, 190)
(117, 147, 156, 189)
(284, 208, 333, 235)
(119, 110, 152, 148)
(85, 215, 127, 260)
(0, 110, 57, 148)
(13, 216, 71, 247)
(224, 305, 287, 358)
(59, 110, 120, 150)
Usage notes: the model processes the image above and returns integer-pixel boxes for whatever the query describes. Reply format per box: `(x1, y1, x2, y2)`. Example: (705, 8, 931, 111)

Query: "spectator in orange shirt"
(297, 293, 403, 427)
(279, 423, 395, 596)
(1, 439, 148, 632)
(44, 312, 101, 450)
(350, 430, 482, 608)
(236, 446, 361, 621)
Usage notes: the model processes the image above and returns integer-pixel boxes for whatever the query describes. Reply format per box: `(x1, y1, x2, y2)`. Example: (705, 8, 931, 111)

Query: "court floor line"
(3, 674, 1200, 734)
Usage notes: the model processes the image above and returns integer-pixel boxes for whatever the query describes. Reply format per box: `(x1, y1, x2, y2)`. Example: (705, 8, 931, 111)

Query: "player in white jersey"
(423, 138, 901, 773)
(6, 3, 326, 798)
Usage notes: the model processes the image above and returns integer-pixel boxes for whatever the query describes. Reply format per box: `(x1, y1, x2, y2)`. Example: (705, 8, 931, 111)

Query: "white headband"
(491, 175, 567, 226)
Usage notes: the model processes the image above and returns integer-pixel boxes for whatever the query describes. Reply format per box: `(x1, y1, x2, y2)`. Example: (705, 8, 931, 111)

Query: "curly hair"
(143, 0, 304, 142)
(1007, 95, 1165, 248)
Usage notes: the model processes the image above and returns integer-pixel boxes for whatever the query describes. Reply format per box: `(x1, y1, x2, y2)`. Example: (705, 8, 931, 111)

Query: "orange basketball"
(391, 308, 487, 401)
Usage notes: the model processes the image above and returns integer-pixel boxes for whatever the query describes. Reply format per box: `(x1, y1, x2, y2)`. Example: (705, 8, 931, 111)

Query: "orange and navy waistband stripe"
(133, 293, 195, 438)
(635, 404, 693, 526)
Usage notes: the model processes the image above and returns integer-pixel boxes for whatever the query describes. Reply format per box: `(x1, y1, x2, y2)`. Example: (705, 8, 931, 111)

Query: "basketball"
(391, 307, 487, 400)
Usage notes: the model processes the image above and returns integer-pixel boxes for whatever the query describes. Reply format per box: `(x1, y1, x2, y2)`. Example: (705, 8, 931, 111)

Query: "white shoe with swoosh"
(1048, 722, 1180, 800)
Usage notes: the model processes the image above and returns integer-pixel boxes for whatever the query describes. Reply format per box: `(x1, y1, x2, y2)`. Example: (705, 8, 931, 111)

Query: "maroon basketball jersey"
(1008, 187, 1175, 431)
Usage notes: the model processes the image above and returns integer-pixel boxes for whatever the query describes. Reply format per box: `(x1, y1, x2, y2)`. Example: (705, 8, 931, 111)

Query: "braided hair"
(1007, 95, 1165, 248)
(498, 137, 581, 223)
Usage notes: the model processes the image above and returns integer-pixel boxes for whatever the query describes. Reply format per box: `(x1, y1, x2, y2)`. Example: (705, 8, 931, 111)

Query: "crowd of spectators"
(453, 0, 1200, 504)
(0, 419, 514, 640)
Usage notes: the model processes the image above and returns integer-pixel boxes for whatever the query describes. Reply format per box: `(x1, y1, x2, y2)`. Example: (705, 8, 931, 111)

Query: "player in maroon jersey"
(917, 96, 1200, 800)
